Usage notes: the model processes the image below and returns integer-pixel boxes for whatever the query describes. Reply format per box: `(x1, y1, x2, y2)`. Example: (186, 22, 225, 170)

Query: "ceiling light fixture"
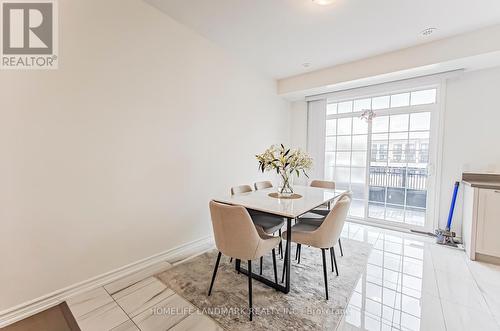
(421, 27, 437, 37)
(312, 0, 335, 5)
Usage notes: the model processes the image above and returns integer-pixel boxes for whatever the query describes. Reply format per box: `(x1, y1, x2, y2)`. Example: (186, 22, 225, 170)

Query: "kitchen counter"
(462, 172, 500, 190)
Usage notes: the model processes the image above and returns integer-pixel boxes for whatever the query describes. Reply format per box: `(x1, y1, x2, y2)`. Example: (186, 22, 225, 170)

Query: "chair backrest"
(209, 200, 261, 260)
(230, 185, 253, 195)
(310, 180, 336, 190)
(254, 181, 273, 190)
(314, 192, 352, 248)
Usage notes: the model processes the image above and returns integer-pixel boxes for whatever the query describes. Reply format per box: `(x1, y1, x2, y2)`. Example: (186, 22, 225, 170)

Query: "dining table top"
(213, 185, 347, 218)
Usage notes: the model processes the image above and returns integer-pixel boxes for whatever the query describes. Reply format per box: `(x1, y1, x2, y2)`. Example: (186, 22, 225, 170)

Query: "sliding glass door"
(323, 87, 438, 230)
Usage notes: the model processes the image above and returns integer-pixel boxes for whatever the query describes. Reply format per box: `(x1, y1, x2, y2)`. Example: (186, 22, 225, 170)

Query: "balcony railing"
(369, 166, 427, 191)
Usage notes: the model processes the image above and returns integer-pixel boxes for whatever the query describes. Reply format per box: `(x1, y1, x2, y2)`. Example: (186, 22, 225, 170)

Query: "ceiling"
(146, 0, 500, 79)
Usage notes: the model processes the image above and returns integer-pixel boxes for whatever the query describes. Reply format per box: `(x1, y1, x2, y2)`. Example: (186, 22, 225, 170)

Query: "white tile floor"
(65, 222, 500, 331)
(337, 222, 500, 331)
(66, 261, 222, 331)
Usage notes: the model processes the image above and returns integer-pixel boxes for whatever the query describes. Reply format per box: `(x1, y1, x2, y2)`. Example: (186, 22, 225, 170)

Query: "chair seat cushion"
(298, 217, 324, 226)
(300, 212, 325, 219)
(309, 209, 329, 216)
(251, 213, 285, 234)
(281, 221, 321, 247)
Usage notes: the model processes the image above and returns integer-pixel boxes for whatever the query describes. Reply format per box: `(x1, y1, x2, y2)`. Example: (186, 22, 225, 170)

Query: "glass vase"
(278, 170, 294, 197)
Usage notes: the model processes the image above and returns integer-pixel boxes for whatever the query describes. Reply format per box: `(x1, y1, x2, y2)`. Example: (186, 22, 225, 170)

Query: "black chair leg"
(297, 244, 302, 264)
(321, 249, 329, 300)
(260, 256, 263, 275)
(281, 239, 289, 283)
(330, 247, 334, 272)
(272, 248, 278, 285)
(248, 260, 253, 321)
(208, 251, 222, 296)
(236, 259, 240, 274)
(332, 247, 339, 276)
(230, 257, 233, 263)
(278, 229, 283, 259)
(295, 243, 299, 260)
(338, 238, 344, 257)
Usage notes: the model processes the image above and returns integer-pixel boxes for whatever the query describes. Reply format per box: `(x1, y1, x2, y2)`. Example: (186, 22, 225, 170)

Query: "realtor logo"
(1, 0, 58, 69)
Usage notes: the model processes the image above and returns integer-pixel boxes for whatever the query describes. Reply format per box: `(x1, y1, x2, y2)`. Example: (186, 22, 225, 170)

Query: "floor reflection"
(341, 223, 428, 330)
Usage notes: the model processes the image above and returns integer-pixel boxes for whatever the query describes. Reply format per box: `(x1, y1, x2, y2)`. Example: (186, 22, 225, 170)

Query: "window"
(323, 88, 437, 227)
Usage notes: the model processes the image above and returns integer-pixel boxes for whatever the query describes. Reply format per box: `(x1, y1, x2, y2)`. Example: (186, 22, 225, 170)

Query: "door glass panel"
(326, 119, 337, 135)
(325, 88, 434, 227)
(338, 118, 352, 135)
(325, 136, 336, 151)
(410, 112, 431, 131)
(325, 166, 334, 181)
(325, 152, 336, 167)
(335, 167, 350, 188)
(352, 152, 367, 167)
(351, 167, 366, 184)
(372, 116, 389, 133)
(390, 114, 409, 132)
(337, 152, 351, 166)
(353, 117, 368, 134)
(350, 199, 365, 218)
(353, 135, 368, 150)
(368, 110, 430, 227)
(337, 136, 352, 150)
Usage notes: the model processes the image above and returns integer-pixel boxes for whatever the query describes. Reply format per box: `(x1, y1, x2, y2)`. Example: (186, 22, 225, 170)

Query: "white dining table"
(213, 185, 346, 294)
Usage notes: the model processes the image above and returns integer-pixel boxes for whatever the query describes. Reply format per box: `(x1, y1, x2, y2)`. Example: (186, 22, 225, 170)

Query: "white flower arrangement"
(256, 144, 313, 195)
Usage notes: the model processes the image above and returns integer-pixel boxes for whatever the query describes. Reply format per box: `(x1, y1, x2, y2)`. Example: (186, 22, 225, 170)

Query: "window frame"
(320, 83, 443, 232)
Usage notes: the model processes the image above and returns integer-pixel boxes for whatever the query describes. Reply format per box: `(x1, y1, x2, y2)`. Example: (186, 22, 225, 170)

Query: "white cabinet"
(462, 184, 477, 260)
(462, 182, 500, 263)
(476, 189, 500, 256)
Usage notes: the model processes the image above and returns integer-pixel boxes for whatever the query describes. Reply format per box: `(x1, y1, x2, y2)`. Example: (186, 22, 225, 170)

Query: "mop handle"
(446, 181, 460, 231)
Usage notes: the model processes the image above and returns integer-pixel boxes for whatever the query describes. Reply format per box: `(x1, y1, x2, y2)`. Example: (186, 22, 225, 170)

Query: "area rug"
(156, 239, 372, 331)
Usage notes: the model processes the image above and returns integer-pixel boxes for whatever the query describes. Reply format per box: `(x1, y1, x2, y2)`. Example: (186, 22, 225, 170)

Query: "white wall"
(438, 67, 500, 234)
(289, 67, 500, 235)
(0, 0, 289, 311)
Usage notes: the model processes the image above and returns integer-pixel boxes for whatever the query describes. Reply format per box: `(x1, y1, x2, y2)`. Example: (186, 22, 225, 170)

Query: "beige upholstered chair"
(310, 179, 336, 209)
(230, 185, 285, 265)
(208, 201, 280, 320)
(282, 193, 351, 300)
(310, 179, 336, 190)
(254, 181, 273, 190)
(230, 185, 253, 195)
(297, 180, 345, 260)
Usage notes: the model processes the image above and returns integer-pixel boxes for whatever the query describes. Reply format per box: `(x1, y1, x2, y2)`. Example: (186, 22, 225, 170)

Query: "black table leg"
(235, 217, 293, 294)
(284, 217, 292, 293)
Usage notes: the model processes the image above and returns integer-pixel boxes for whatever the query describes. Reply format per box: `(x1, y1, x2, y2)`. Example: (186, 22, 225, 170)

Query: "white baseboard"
(0, 236, 214, 328)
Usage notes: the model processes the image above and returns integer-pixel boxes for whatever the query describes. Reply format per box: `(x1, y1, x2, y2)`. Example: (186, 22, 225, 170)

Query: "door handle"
(427, 163, 434, 177)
